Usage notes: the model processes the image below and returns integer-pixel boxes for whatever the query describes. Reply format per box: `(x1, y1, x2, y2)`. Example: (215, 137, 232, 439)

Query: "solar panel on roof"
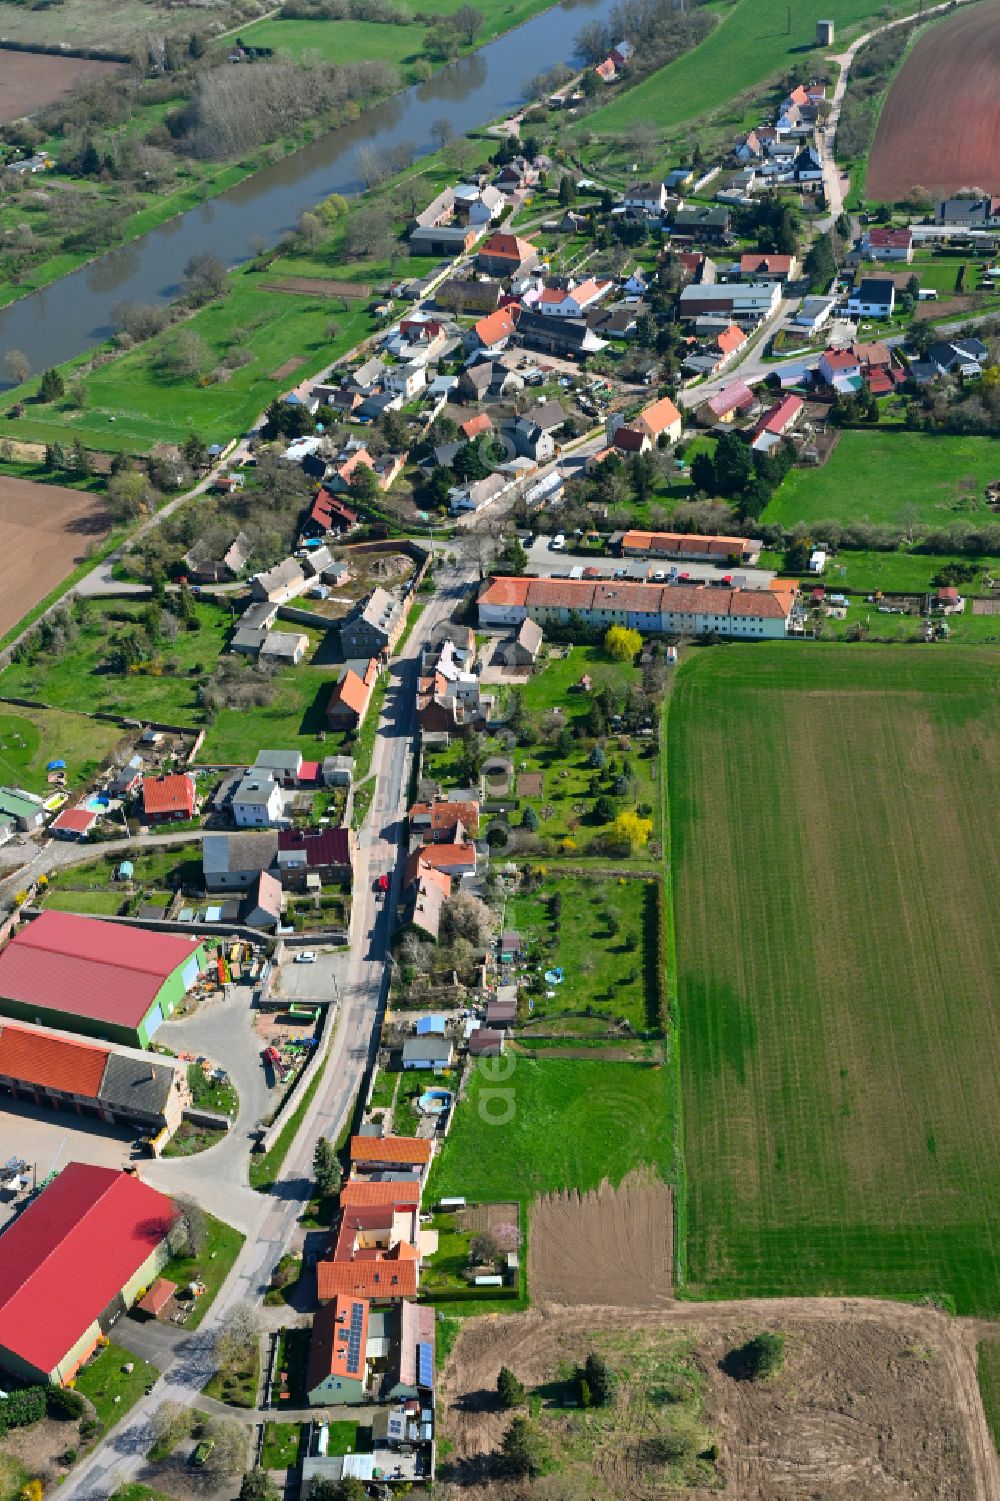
(346, 1300, 365, 1369)
(417, 1340, 433, 1388)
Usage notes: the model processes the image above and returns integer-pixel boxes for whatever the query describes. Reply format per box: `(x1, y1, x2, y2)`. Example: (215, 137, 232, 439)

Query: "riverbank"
(0, 0, 561, 323)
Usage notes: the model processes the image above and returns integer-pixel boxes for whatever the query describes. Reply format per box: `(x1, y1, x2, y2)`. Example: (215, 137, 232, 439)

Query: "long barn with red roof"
(0, 910, 210, 1048)
(0, 1163, 176, 1385)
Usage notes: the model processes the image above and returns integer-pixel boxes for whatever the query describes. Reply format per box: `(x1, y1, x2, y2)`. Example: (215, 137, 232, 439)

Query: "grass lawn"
(760, 547, 1000, 596)
(325, 1420, 365, 1456)
(0, 704, 125, 798)
(261, 1422, 303, 1470)
(762, 430, 999, 528)
(977, 1340, 1000, 1453)
(584, 0, 909, 135)
(42, 843, 203, 896)
(110, 1488, 177, 1501)
(426, 1057, 676, 1212)
(670, 645, 1000, 1315)
(158, 1211, 245, 1329)
(232, 15, 426, 70)
(507, 876, 657, 1034)
(420, 1214, 475, 1294)
(74, 1342, 158, 1429)
(187, 1062, 239, 1118)
(40, 889, 129, 915)
(203, 1347, 260, 1409)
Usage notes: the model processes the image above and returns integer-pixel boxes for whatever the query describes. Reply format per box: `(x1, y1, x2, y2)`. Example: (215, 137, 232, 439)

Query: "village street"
(54, 555, 474, 1501)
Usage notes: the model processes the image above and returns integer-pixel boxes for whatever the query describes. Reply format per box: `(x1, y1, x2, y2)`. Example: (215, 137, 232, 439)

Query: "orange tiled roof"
(339, 1180, 422, 1208)
(317, 1258, 418, 1301)
(0, 1021, 108, 1098)
(351, 1135, 432, 1165)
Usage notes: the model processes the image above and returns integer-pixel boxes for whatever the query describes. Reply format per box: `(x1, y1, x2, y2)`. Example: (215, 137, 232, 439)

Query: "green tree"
(555, 726, 573, 759)
(583, 1350, 616, 1405)
(183, 431, 208, 468)
(713, 430, 753, 498)
(501, 535, 528, 573)
(605, 625, 642, 661)
(594, 794, 616, 822)
(313, 1136, 341, 1197)
(521, 804, 539, 831)
(497, 1365, 526, 1408)
(804, 232, 836, 290)
(589, 743, 606, 769)
(70, 438, 90, 477)
(731, 1331, 785, 1381)
(452, 441, 490, 481)
(239, 1470, 277, 1501)
(500, 1415, 547, 1478)
(38, 367, 65, 403)
(689, 448, 716, 494)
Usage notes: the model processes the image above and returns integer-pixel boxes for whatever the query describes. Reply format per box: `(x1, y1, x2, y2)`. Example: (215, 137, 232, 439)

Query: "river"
(0, 0, 620, 375)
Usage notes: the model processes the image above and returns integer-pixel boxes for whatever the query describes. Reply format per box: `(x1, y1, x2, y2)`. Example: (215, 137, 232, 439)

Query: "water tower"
(816, 18, 835, 45)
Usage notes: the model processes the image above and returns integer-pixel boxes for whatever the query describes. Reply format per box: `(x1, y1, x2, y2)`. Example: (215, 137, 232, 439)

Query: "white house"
(846, 277, 895, 320)
(621, 181, 667, 217)
(232, 774, 286, 828)
(794, 295, 836, 330)
(534, 277, 612, 317)
(384, 361, 427, 399)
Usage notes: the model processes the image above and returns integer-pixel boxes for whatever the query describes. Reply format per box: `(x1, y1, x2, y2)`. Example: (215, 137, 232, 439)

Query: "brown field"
(0, 476, 109, 637)
(269, 356, 305, 380)
(529, 1174, 673, 1307)
(0, 49, 122, 123)
(439, 1299, 998, 1500)
(867, 0, 1000, 199)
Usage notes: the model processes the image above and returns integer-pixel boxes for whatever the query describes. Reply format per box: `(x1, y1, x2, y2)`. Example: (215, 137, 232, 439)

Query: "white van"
(550, 533, 566, 551)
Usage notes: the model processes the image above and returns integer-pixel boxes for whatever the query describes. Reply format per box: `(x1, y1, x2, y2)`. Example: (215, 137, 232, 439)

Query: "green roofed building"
(0, 910, 209, 1048)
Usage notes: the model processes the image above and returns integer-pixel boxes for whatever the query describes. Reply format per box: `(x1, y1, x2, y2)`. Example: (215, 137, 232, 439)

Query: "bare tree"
(168, 1193, 208, 1257)
(215, 1301, 260, 1376)
(356, 143, 390, 189)
(151, 1400, 193, 1453)
(453, 4, 483, 43)
(3, 349, 30, 386)
(575, 18, 611, 64)
(430, 116, 454, 152)
(183, 251, 227, 305)
(197, 1417, 248, 1485)
(440, 891, 494, 947)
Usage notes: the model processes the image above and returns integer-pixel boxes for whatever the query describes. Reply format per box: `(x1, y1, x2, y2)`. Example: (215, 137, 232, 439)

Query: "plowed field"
(670, 646, 1000, 1315)
(529, 1173, 673, 1307)
(867, 0, 1000, 199)
(0, 50, 122, 123)
(0, 476, 109, 637)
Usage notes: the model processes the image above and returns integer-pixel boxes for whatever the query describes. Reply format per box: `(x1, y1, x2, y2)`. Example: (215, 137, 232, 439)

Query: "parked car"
(294, 951, 318, 964)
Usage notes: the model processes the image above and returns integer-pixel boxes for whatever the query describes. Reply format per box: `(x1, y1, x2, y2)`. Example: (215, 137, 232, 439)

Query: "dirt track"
(0, 475, 109, 636)
(529, 1173, 673, 1307)
(439, 1297, 999, 1500)
(867, 0, 1000, 198)
(0, 49, 121, 123)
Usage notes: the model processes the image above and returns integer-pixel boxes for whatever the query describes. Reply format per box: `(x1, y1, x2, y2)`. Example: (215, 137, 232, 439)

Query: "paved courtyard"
(0, 1098, 133, 1227)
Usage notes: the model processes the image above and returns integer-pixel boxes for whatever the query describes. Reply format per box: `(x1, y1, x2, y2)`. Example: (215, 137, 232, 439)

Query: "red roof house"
(0, 1163, 175, 1383)
(49, 807, 98, 840)
(142, 773, 197, 824)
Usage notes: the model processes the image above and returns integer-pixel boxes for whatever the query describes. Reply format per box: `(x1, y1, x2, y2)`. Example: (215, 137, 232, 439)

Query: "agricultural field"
(867, 0, 1000, 200)
(762, 429, 1000, 528)
(583, 0, 910, 136)
(0, 49, 122, 121)
(669, 645, 1000, 1315)
(506, 877, 658, 1036)
(0, 598, 342, 763)
(426, 1057, 676, 1213)
(0, 0, 252, 48)
(439, 1301, 992, 1498)
(0, 703, 125, 796)
(0, 475, 110, 638)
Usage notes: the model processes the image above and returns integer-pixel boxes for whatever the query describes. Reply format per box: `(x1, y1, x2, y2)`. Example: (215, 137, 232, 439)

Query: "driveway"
(276, 950, 347, 1005)
(141, 983, 277, 1233)
(0, 1099, 134, 1229)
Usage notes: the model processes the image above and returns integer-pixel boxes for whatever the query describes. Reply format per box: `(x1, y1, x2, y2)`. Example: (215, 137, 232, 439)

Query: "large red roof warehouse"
(0, 910, 202, 1029)
(0, 1163, 175, 1378)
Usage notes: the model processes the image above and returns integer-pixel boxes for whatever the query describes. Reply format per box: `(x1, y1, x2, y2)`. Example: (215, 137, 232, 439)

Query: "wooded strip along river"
(0, 0, 618, 376)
